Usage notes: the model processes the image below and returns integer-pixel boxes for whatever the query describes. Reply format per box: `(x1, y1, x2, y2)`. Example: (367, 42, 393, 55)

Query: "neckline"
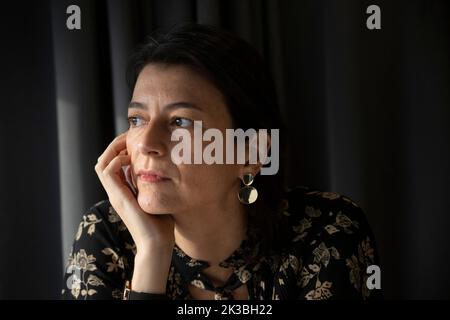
(172, 224, 261, 279)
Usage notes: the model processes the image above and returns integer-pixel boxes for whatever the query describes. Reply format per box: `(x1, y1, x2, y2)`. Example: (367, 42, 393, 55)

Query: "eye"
(172, 117, 193, 128)
(127, 116, 146, 128)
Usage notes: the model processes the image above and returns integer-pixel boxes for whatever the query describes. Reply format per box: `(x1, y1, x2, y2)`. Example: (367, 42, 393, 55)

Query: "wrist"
(123, 280, 169, 300)
(135, 240, 174, 259)
(131, 246, 173, 294)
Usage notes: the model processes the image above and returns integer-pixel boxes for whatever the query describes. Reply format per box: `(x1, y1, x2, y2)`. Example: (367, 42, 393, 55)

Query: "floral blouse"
(61, 186, 382, 300)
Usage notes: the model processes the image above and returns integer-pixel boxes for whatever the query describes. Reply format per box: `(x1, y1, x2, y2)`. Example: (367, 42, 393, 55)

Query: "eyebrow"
(128, 101, 203, 112)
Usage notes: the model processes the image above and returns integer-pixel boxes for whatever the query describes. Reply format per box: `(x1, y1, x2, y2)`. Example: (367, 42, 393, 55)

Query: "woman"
(61, 23, 381, 300)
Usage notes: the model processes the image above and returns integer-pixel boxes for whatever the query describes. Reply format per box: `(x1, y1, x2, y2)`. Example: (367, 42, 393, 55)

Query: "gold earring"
(238, 173, 258, 204)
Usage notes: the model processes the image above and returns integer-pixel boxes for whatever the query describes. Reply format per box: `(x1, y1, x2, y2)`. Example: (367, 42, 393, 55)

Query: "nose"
(136, 122, 167, 157)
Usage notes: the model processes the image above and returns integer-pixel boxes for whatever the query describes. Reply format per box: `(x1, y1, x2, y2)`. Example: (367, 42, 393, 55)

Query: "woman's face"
(127, 64, 242, 215)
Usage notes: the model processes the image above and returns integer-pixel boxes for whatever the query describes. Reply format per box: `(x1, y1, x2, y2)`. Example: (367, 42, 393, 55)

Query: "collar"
(172, 225, 262, 284)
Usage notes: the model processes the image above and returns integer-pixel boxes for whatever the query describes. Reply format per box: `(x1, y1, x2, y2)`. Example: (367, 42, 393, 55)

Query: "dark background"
(0, 0, 448, 299)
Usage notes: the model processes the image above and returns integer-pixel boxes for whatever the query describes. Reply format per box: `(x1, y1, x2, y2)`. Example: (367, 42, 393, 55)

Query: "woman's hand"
(94, 131, 174, 293)
(95, 131, 175, 250)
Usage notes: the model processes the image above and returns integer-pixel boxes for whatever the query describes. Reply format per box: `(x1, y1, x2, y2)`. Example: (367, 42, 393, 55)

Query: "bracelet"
(123, 280, 169, 300)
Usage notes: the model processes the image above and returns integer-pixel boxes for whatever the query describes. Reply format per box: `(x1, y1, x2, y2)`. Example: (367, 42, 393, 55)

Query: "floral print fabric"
(61, 186, 382, 300)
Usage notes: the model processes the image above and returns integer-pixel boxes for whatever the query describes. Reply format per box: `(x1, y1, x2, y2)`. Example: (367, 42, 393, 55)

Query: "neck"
(173, 200, 248, 266)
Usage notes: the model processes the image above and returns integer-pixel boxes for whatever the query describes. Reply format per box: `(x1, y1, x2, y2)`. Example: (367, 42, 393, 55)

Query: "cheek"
(126, 136, 139, 159)
(179, 163, 239, 190)
(126, 137, 132, 154)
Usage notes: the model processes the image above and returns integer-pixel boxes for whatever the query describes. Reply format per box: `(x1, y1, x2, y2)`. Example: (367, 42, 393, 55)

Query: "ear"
(238, 131, 271, 179)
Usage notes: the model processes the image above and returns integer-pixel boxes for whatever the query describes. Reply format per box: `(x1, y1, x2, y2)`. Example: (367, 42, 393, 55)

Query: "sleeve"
(295, 194, 383, 300)
(61, 201, 132, 300)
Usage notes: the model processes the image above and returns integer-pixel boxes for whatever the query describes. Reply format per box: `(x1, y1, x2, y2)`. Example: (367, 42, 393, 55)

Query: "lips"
(136, 169, 170, 183)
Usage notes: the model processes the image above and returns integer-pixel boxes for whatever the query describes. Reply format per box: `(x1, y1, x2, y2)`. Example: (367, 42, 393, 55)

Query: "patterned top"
(61, 186, 382, 300)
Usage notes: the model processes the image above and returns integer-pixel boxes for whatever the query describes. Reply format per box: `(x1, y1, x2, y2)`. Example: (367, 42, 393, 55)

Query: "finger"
(95, 153, 130, 187)
(99, 155, 134, 207)
(123, 164, 131, 184)
(97, 133, 128, 169)
(98, 135, 127, 165)
(122, 165, 138, 196)
(97, 132, 127, 164)
(102, 154, 131, 181)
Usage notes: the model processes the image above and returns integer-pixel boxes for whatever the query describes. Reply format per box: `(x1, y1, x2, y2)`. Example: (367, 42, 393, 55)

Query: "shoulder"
(73, 199, 131, 244)
(280, 186, 371, 243)
(89, 199, 126, 227)
(61, 200, 135, 299)
(274, 186, 381, 299)
(80, 199, 135, 250)
(70, 199, 135, 273)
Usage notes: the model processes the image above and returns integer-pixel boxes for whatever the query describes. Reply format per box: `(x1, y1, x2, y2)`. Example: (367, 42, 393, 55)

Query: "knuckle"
(103, 166, 112, 175)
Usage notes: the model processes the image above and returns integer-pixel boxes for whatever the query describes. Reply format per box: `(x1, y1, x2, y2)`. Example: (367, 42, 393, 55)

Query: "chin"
(137, 191, 175, 214)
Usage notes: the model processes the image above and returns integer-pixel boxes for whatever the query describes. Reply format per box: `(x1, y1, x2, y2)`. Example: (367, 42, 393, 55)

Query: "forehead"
(132, 64, 225, 108)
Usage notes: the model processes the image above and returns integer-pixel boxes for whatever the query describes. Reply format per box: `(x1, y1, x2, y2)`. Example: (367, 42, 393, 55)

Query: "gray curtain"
(0, 0, 448, 299)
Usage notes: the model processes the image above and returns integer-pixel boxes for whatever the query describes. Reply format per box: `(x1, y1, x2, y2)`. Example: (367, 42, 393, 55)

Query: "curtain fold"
(51, 0, 114, 266)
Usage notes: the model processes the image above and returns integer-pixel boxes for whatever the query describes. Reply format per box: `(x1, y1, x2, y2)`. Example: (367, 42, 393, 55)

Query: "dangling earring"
(238, 173, 258, 204)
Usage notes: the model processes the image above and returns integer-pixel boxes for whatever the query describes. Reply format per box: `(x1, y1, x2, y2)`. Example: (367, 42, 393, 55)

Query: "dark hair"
(127, 23, 289, 254)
